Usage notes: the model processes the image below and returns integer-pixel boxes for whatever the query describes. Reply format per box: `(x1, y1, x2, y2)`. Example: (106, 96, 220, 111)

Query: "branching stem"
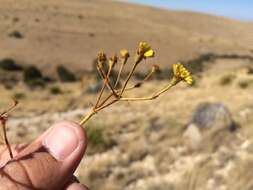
(79, 78, 179, 126)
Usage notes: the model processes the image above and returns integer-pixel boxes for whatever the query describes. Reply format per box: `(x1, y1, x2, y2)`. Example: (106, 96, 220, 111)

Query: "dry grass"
(0, 1, 253, 189)
(0, 57, 252, 189)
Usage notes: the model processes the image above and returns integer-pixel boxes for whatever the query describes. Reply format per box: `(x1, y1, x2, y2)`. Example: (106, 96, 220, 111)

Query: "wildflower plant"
(0, 41, 193, 159)
(79, 42, 193, 125)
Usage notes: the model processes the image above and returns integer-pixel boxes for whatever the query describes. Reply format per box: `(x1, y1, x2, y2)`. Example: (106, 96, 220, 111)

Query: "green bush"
(87, 127, 105, 146)
(50, 86, 62, 95)
(0, 58, 23, 71)
(26, 79, 46, 88)
(247, 67, 253, 74)
(8, 30, 24, 39)
(23, 66, 43, 82)
(13, 92, 26, 100)
(238, 80, 250, 89)
(23, 66, 45, 88)
(56, 65, 76, 82)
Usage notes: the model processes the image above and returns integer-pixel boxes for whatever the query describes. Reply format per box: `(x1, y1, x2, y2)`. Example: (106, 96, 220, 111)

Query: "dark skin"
(0, 121, 89, 190)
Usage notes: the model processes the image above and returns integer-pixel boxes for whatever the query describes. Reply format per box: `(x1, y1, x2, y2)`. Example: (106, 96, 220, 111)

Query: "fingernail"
(68, 183, 89, 190)
(42, 123, 79, 161)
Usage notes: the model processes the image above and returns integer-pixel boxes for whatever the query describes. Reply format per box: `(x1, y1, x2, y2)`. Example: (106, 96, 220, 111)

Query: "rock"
(183, 124, 202, 150)
(190, 102, 235, 130)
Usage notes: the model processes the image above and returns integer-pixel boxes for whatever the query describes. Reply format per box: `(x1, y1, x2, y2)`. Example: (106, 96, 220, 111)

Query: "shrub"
(247, 67, 253, 74)
(87, 126, 105, 146)
(56, 65, 76, 82)
(8, 30, 23, 39)
(219, 74, 235, 86)
(50, 86, 62, 95)
(26, 79, 46, 88)
(0, 58, 23, 71)
(23, 66, 45, 88)
(88, 32, 95, 37)
(13, 92, 26, 100)
(12, 17, 20, 23)
(23, 66, 43, 82)
(238, 80, 249, 89)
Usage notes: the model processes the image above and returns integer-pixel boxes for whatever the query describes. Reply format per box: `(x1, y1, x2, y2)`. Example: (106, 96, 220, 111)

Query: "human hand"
(0, 121, 89, 190)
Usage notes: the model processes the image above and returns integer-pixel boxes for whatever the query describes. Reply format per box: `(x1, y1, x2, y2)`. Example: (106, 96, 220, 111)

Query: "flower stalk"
(79, 42, 193, 126)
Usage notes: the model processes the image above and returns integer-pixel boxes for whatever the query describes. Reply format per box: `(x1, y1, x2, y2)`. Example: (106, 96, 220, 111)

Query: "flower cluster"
(79, 41, 193, 125)
(137, 41, 155, 58)
(172, 63, 193, 85)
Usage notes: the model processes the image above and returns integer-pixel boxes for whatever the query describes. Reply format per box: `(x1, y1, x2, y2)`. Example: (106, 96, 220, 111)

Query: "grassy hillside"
(0, 1, 253, 189)
(0, 0, 252, 76)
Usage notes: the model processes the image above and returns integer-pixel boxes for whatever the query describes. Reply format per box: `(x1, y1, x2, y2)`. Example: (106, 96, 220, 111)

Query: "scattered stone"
(190, 102, 236, 130)
(183, 124, 202, 150)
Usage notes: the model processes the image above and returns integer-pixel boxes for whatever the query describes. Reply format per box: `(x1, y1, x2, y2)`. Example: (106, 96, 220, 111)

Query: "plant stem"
(0, 100, 18, 117)
(120, 62, 138, 95)
(79, 79, 179, 126)
(79, 110, 96, 126)
(114, 62, 124, 88)
(97, 69, 156, 108)
(97, 65, 119, 98)
(119, 78, 178, 101)
(1, 121, 13, 159)
(95, 66, 113, 108)
(79, 99, 118, 126)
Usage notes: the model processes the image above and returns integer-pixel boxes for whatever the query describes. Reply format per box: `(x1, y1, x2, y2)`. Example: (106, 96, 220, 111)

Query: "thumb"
(0, 121, 87, 190)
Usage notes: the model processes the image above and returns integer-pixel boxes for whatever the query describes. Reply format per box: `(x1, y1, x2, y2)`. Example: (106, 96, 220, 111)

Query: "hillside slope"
(0, 0, 252, 75)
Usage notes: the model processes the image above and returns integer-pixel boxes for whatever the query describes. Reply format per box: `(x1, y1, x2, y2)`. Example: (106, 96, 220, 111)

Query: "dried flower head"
(120, 49, 130, 60)
(172, 63, 193, 85)
(109, 54, 118, 68)
(137, 41, 155, 58)
(97, 51, 107, 66)
(151, 64, 160, 73)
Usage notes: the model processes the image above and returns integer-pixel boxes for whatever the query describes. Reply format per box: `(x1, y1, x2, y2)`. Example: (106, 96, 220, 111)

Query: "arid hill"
(0, 0, 252, 75)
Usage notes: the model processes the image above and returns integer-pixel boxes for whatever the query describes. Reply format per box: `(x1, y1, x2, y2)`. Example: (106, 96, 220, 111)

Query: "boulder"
(190, 102, 235, 130)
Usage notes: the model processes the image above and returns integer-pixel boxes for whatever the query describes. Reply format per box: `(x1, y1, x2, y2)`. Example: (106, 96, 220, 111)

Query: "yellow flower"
(137, 42, 155, 58)
(120, 49, 130, 59)
(172, 63, 193, 85)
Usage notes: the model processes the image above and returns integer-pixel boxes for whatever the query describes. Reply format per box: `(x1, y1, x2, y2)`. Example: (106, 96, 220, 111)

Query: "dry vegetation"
(0, 0, 253, 190)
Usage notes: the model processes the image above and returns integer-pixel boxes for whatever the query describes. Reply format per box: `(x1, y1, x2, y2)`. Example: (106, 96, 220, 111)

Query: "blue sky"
(127, 0, 253, 21)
